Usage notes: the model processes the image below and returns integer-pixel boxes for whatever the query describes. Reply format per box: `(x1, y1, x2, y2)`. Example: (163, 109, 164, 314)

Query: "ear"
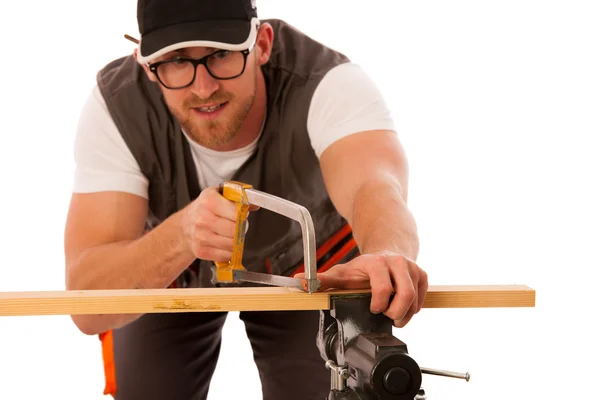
(133, 48, 158, 82)
(255, 22, 274, 66)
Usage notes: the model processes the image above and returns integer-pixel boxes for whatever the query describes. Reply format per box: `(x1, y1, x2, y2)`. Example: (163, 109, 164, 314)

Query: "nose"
(189, 65, 219, 99)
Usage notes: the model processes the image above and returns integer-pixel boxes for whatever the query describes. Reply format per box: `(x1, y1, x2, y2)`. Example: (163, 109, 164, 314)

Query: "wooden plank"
(0, 285, 535, 317)
(423, 285, 536, 308)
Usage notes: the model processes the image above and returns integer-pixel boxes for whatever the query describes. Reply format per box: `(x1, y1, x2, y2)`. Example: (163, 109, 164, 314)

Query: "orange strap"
(290, 223, 357, 277)
(98, 223, 189, 396)
(316, 236, 357, 273)
(99, 330, 117, 397)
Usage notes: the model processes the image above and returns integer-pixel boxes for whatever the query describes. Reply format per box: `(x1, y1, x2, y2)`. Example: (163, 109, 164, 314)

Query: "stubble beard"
(175, 73, 257, 149)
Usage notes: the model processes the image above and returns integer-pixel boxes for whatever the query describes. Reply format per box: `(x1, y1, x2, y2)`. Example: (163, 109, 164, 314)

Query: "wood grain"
(0, 285, 535, 317)
(423, 285, 536, 308)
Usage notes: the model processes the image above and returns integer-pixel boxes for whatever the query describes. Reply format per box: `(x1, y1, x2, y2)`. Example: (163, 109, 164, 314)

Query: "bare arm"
(315, 129, 428, 328)
(319, 129, 418, 258)
(64, 188, 237, 335)
(64, 191, 192, 334)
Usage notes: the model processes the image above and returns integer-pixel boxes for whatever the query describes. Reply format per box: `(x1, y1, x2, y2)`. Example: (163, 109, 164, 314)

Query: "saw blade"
(233, 269, 308, 291)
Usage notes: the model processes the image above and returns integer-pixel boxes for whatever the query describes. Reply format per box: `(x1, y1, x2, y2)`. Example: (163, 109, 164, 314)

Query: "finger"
(203, 187, 238, 221)
(295, 265, 349, 292)
(294, 271, 339, 292)
(386, 264, 416, 323)
(192, 245, 232, 263)
(214, 195, 239, 221)
(294, 262, 369, 292)
(403, 262, 424, 317)
(197, 188, 235, 222)
(367, 257, 395, 314)
(194, 229, 235, 252)
(196, 209, 237, 238)
(407, 263, 421, 316)
(312, 256, 393, 313)
(216, 217, 237, 238)
(400, 261, 426, 323)
(416, 268, 428, 312)
(395, 311, 414, 328)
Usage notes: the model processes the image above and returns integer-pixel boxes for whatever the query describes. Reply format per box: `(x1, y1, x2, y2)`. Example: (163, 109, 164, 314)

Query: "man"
(64, 0, 428, 399)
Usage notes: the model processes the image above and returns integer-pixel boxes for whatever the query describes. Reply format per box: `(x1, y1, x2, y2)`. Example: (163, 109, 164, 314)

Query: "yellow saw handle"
(214, 181, 253, 283)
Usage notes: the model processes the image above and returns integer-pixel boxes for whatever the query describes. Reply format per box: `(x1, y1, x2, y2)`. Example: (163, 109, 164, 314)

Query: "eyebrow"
(165, 47, 222, 59)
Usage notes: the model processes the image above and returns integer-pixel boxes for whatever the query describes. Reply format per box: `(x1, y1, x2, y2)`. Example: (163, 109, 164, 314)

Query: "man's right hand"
(181, 187, 239, 263)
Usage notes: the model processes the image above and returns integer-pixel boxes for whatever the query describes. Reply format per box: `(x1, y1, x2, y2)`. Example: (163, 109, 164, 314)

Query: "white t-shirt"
(72, 62, 396, 198)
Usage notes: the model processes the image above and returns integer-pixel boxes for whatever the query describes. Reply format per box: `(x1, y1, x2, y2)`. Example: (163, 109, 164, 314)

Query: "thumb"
(293, 271, 338, 291)
(294, 267, 356, 291)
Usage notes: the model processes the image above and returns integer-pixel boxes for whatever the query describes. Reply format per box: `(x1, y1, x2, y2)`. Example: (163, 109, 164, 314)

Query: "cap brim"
(138, 17, 259, 64)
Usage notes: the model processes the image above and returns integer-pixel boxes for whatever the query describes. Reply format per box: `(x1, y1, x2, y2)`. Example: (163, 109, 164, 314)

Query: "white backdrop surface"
(0, 1, 598, 399)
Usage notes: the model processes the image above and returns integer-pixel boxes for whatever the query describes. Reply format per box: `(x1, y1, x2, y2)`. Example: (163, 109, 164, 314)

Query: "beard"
(170, 71, 258, 149)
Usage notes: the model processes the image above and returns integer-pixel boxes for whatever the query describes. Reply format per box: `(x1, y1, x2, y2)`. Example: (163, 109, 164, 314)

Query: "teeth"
(198, 104, 223, 112)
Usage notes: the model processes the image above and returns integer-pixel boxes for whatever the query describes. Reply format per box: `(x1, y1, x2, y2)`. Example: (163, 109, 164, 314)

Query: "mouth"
(195, 102, 226, 112)
(191, 101, 228, 120)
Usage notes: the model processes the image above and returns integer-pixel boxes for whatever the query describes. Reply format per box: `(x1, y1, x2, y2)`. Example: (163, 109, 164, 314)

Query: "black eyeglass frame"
(147, 45, 254, 89)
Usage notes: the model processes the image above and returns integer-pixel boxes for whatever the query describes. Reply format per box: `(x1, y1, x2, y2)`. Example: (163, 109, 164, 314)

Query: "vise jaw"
(317, 293, 425, 400)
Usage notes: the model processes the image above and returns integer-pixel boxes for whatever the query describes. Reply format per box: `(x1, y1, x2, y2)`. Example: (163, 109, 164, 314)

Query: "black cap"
(136, 0, 259, 63)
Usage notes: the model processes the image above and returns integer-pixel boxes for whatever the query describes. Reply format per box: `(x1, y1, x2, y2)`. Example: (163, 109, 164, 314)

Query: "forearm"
(349, 174, 419, 261)
(66, 209, 196, 334)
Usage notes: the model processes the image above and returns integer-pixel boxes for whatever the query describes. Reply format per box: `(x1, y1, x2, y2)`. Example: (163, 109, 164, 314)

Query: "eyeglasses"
(147, 46, 253, 90)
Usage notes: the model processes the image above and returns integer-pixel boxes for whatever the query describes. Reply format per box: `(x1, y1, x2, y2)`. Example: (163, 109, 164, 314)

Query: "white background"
(0, 1, 598, 399)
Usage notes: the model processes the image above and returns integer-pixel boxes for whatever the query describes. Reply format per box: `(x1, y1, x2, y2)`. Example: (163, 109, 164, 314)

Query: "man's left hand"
(295, 252, 428, 328)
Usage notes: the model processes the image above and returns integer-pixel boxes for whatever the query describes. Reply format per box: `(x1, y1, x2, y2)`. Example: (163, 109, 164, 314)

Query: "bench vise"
(317, 293, 469, 399)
